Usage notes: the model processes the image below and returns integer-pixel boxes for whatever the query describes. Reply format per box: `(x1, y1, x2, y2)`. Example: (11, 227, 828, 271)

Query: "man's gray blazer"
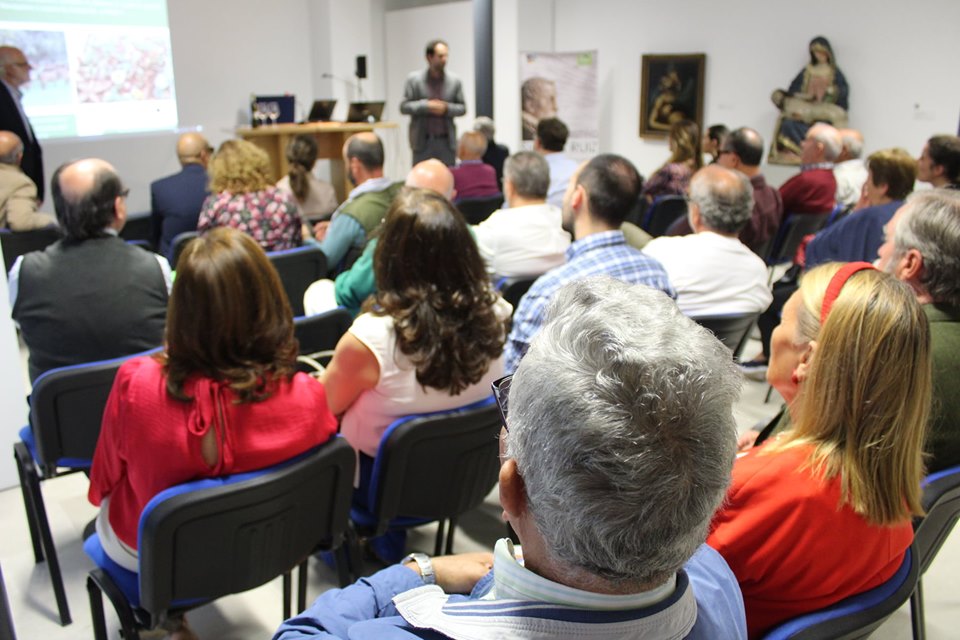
(400, 69, 466, 155)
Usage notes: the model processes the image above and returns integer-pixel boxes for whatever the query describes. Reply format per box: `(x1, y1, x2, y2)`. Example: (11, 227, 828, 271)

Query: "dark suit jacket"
(482, 140, 510, 190)
(400, 69, 465, 154)
(150, 163, 209, 259)
(0, 81, 43, 202)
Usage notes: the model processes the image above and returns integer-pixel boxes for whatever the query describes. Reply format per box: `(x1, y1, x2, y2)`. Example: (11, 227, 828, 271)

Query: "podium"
(238, 121, 398, 202)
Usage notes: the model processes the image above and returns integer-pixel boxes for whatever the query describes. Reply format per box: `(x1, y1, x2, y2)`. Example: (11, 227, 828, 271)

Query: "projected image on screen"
(0, 0, 179, 140)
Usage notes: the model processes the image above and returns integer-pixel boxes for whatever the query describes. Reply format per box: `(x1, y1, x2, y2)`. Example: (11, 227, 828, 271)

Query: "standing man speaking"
(400, 39, 465, 166)
(0, 46, 43, 203)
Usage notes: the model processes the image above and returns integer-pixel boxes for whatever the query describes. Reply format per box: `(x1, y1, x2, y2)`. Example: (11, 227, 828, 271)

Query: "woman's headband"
(820, 262, 876, 325)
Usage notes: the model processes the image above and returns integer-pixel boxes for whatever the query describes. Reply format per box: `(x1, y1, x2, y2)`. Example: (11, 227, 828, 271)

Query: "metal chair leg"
(282, 571, 292, 620)
(88, 570, 139, 640)
(86, 575, 108, 640)
(296, 560, 308, 613)
(910, 579, 926, 640)
(433, 520, 446, 557)
(444, 517, 457, 555)
(334, 544, 352, 588)
(13, 444, 43, 563)
(0, 564, 17, 640)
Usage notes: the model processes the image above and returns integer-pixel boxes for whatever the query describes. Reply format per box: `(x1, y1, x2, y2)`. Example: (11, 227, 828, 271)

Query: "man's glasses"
(491, 374, 512, 432)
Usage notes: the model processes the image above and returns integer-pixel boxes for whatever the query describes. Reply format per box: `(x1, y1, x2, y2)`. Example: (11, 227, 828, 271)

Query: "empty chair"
(267, 245, 328, 316)
(691, 312, 760, 360)
(764, 211, 831, 268)
(169, 230, 198, 269)
(642, 195, 688, 237)
(85, 438, 356, 640)
(456, 194, 503, 225)
(1, 226, 60, 275)
(13, 350, 157, 625)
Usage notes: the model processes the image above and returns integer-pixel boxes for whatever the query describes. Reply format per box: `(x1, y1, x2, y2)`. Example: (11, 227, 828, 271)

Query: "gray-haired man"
(276, 276, 747, 639)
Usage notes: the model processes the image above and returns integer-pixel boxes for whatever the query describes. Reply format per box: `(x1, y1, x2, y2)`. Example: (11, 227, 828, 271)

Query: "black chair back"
(1, 226, 61, 275)
(368, 403, 502, 535)
(267, 246, 328, 317)
(691, 312, 759, 360)
(294, 309, 353, 366)
(915, 466, 960, 576)
(497, 276, 538, 311)
(169, 231, 199, 270)
(138, 438, 355, 620)
(0, 564, 15, 640)
(456, 195, 503, 225)
(642, 195, 688, 237)
(119, 213, 154, 251)
(764, 211, 830, 266)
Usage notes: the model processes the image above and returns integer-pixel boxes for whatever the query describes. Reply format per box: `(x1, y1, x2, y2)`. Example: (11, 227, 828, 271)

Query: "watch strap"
(401, 552, 436, 585)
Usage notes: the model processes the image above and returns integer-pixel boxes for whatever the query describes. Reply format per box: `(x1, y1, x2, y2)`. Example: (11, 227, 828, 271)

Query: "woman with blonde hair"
(641, 119, 703, 203)
(708, 261, 931, 638)
(198, 139, 302, 251)
(276, 134, 339, 221)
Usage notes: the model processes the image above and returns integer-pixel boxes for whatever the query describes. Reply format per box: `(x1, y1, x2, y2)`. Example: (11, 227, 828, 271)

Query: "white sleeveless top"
(340, 298, 511, 457)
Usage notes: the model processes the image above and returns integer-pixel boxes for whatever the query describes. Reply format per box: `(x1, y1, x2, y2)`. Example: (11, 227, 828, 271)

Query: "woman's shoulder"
(731, 443, 817, 494)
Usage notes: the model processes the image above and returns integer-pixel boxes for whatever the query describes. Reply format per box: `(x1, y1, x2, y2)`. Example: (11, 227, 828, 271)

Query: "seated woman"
(276, 134, 339, 223)
(89, 227, 337, 575)
(641, 119, 702, 203)
(708, 262, 930, 638)
(198, 139, 302, 251)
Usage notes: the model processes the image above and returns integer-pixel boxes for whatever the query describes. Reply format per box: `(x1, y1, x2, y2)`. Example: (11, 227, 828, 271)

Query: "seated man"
(643, 166, 772, 317)
(805, 147, 917, 268)
(473, 151, 570, 278)
(275, 276, 747, 639)
(833, 128, 868, 209)
(10, 159, 170, 381)
(474, 116, 509, 191)
(779, 122, 841, 215)
(150, 132, 211, 260)
(450, 130, 500, 201)
(0, 130, 56, 230)
(535, 117, 579, 209)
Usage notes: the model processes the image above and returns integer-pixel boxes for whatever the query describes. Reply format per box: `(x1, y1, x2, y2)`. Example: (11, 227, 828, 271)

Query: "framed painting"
(639, 54, 705, 138)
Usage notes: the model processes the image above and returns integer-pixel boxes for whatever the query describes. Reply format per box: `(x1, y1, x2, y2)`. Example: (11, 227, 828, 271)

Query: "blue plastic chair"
(267, 245, 329, 316)
(85, 438, 355, 640)
(641, 195, 688, 237)
(762, 544, 918, 639)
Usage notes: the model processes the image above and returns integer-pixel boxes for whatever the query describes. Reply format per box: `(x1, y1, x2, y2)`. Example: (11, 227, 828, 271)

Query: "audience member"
(198, 139, 302, 252)
(474, 151, 570, 277)
(9, 159, 169, 381)
(312, 132, 402, 272)
(779, 122, 841, 214)
(534, 117, 579, 210)
(276, 134, 338, 222)
(302, 159, 454, 317)
(641, 119, 703, 202)
(876, 189, 960, 472)
(474, 116, 509, 190)
(505, 154, 675, 372)
(0, 130, 55, 230)
(450, 130, 500, 200)
(833, 128, 867, 208)
(150, 132, 211, 260)
(643, 166, 772, 316)
(0, 46, 43, 201)
(917, 134, 960, 189)
(703, 123, 729, 164)
(275, 276, 747, 639)
(806, 147, 917, 268)
(400, 39, 465, 166)
(89, 227, 337, 640)
(710, 262, 929, 637)
(321, 187, 510, 561)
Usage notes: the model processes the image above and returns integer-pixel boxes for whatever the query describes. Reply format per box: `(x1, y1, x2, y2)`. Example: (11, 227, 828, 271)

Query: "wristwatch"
(400, 552, 436, 585)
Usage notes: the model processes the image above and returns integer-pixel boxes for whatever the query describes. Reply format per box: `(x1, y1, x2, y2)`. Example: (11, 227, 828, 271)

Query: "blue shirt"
(544, 152, 580, 210)
(505, 230, 675, 372)
(804, 200, 902, 269)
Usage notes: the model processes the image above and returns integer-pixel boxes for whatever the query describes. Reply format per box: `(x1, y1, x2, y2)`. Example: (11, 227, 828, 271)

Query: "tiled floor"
(2, 338, 957, 638)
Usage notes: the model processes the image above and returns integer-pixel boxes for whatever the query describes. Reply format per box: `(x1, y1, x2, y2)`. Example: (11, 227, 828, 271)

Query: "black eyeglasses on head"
(491, 374, 512, 432)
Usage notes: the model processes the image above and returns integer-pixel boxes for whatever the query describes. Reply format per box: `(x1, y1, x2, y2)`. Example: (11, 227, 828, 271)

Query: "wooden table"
(237, 121, 398, 202)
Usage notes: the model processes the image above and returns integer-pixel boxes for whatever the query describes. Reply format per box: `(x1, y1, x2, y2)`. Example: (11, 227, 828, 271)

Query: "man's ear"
(899, 248, 924, 282)
(499, 458, 526, 523)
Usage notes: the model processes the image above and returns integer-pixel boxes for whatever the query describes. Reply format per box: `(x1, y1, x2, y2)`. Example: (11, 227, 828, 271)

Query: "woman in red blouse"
(89, 227, 337, 575)
(708, 262, 931, 637)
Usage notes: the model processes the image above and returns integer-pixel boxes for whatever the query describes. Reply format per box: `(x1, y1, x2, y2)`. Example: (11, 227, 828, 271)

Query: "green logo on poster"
(577, 53, 593, 66)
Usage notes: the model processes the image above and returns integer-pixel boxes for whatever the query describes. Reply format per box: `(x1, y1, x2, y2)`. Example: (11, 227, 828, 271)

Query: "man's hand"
(426, 99, 448, 115)
(313, 220, 330, 242)
(404, 552, 493, 594)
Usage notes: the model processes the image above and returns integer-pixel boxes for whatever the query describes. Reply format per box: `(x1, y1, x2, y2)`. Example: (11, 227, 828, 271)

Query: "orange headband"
(820, 262, 876, 325)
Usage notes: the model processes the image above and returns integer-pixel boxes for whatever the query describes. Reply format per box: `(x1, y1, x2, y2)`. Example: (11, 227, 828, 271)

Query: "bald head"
(406, 159, 454, 200)
(344, 132, 384, 169)
(688, 165, 754, 235)
(457, 131, 488, 161)
(837, 128, 864, 161)
(0, 46, 30, 88)
(176, 132, 211, 166)
(52, 158, 128, 240)
(0, 130, 23, 165)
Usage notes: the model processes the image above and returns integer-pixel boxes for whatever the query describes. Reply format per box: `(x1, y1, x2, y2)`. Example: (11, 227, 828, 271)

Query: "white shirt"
(544, 152, 579, 210)
(642, 231, 772, 316)
(473, 203, 571, 278)
(339, 298, 511, 458)
(834, 159, 868, 208)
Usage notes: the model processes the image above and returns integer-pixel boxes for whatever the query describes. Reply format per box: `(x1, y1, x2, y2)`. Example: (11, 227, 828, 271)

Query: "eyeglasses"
(119, 188, 130, 198)
(491, 374, 512, 432)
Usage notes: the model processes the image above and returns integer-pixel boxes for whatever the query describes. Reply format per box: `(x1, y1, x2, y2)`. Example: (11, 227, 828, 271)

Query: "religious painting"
(639, 54, 705, 138)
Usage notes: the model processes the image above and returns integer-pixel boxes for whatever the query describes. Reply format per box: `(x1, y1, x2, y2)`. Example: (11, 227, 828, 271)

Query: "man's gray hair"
(473, 116, 495, 140)
(504, 151, 549, 200)
(840, 131, 863, 159)
(505, 276, 740, 587)
(895, 189, 960, 307)
(808, 123, 842, 162)
(0, 137, 22, 164)
(689, 166, 754, 234)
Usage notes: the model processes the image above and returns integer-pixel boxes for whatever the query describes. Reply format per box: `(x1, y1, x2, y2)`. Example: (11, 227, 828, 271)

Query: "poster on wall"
(639, 54, 705, 138)
(519, 50, 598, 158)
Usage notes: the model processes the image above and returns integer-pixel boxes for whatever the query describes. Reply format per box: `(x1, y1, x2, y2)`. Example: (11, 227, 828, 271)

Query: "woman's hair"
(285, 134, 318, 203)
(162, 227, 298, 402)
(668, 119, 703, 170)
(808, 36, 836, 66)
(366, 187, 507, 394)
(208, 139, 273, 194)
(768, 263, 931, 525)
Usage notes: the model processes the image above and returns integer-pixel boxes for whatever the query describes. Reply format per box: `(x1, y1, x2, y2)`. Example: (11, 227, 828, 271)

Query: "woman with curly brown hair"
(323, 187, 511, 461)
